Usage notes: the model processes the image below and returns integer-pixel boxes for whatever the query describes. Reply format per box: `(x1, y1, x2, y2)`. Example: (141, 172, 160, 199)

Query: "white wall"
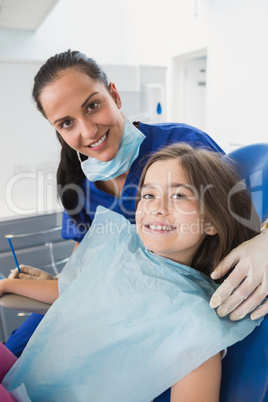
(0, 60, 61, 219)
(1, 0, 267, 138)
(166, 0, 268, 149)
(122, 0, 268, 148)
(204, 0, 268, 149)
(1, 0, 264, 151)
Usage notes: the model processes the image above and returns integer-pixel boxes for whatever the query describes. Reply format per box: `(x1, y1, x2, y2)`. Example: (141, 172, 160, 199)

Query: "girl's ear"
(204, 222, 218, 236)
(109, 82, 122, 109)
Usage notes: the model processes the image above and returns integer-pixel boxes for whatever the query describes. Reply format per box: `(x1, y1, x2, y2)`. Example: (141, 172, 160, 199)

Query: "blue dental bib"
(3, 208, 262, 402)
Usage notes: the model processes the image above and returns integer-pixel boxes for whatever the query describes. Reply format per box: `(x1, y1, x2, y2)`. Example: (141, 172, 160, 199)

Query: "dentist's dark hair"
(136, 143, 260, 276)
(32, 50, 110, 225)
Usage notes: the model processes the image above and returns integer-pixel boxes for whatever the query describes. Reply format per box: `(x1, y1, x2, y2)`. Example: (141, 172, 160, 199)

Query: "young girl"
(2, 144, 262, 401)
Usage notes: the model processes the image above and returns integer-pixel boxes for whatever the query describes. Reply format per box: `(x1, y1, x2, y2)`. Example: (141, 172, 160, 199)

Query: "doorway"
(171, 49, 207, 131)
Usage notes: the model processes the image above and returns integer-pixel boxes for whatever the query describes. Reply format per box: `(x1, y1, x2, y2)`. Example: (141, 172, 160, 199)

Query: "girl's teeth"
(90, 132, 107, 148)
(149, 225, 173, 231)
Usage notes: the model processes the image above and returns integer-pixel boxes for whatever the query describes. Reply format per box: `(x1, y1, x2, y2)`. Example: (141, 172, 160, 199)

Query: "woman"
(6, 50, 268, 358)
(2, 144, 263, 401)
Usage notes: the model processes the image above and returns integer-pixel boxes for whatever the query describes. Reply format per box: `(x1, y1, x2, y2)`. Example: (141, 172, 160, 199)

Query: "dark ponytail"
(32, 50, 110, 222)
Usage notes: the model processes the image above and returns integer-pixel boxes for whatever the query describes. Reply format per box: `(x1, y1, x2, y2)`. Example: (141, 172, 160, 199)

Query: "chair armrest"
(0, 294, 51, 314)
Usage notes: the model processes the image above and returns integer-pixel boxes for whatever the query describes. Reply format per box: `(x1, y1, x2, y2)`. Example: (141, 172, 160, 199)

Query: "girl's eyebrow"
(142, 183, 192, 191)
(53, 92, 99, 124)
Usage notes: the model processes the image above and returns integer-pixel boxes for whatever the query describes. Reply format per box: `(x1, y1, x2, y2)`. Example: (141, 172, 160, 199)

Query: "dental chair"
(0, 143, 268, 402)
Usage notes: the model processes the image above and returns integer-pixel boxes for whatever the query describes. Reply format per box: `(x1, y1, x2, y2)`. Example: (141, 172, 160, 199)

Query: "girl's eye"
(60, 119, 73, 129)
(87, 101, 99, 111)
(171, 193, 187, 200)
(142, 193, 155, 199)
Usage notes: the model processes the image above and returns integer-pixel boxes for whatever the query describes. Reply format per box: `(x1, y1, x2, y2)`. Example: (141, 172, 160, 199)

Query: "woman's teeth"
(89, 132, 107, 148)
(149, 225, 174, 231)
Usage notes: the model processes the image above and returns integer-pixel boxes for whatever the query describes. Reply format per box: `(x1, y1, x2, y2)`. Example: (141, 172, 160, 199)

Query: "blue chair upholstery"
(155, 143, 268, 402)
(227, 142, 268, 223)
(220, 315, 268, 401)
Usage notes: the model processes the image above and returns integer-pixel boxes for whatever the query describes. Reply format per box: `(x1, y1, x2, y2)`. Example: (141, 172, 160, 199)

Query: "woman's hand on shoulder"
(210, 230, 268, 321)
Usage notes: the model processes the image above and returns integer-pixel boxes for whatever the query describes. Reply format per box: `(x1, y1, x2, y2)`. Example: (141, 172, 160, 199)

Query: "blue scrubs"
(5, 122, 223, 356)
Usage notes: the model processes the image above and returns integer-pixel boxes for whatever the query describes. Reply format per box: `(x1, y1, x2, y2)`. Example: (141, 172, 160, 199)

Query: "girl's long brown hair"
(136, 143, 260, 276)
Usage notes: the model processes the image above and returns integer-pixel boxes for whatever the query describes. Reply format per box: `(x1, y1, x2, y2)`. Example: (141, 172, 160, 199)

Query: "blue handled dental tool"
(5, 235, 21, 274)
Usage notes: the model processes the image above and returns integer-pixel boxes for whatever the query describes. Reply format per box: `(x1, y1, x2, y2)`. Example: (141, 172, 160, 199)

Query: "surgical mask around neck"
(79, 120, 145, 182)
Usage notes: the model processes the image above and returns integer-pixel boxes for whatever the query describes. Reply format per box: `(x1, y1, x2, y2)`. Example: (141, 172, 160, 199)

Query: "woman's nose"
(79, 119, 98, 139)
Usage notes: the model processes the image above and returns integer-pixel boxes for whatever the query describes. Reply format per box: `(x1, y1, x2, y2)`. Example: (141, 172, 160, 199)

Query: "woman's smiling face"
(136, 158, 208, 266)
(39, 68, 125, 162)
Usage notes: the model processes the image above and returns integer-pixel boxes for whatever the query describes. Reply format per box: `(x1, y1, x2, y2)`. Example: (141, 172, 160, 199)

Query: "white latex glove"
(9, 264, 58, 280)
(210, 229, 268, 321)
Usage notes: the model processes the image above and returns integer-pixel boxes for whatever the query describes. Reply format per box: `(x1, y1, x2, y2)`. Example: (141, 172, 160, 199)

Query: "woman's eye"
(60, 119, 73, 129)
(87, 101, 99, 111)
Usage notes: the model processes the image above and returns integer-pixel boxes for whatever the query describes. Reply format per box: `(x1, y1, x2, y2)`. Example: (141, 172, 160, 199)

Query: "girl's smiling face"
(39, 68, 125, 162)
(136, 158, 210, 266)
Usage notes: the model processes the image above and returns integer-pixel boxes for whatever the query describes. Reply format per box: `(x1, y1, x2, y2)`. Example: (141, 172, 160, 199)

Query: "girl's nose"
(148, 199, 169, 216)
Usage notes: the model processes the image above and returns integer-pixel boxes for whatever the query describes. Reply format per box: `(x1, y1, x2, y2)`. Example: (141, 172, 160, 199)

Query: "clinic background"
(0, 0, 267, 344)
(0, 0, 267, 219)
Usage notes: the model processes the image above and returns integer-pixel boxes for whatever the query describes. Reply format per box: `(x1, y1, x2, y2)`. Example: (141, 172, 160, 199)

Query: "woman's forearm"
(0, 278, 59, 304)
